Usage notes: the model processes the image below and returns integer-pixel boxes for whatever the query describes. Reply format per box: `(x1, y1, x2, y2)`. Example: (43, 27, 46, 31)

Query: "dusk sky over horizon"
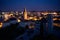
(0, 0, 60, 11)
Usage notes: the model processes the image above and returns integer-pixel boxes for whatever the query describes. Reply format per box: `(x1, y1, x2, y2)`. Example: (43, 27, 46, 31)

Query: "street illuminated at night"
(0, 0, 60, 40)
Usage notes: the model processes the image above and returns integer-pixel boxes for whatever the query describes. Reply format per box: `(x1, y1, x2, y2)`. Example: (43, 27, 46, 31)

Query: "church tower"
(23, 8, 28, 20)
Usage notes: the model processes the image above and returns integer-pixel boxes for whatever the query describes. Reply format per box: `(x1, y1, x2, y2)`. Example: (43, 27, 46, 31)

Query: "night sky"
(0, 0, 60, 11)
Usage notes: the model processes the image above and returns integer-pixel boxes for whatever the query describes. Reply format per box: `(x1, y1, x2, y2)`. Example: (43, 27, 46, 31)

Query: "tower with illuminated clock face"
(23, 8, 28, 20)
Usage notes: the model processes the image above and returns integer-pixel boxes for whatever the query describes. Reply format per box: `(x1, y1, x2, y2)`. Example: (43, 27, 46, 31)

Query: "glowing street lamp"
(17, 19, 21, 23)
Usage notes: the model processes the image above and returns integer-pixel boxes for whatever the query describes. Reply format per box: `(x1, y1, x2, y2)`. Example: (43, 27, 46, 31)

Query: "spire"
(24, 8, 27, 12)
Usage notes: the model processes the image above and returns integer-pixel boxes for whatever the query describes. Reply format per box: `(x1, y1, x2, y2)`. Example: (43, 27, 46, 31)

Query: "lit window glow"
(0, 22, 3, 28)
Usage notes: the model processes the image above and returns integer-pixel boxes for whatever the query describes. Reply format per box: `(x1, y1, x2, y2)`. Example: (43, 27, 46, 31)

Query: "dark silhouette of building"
(40, 16, 47, 40)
